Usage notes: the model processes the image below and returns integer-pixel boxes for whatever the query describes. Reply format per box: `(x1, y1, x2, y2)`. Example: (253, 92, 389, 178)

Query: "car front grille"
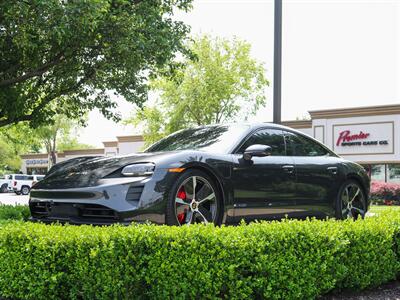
(30, 202, 118, 220)
(30, 190, 98, 199)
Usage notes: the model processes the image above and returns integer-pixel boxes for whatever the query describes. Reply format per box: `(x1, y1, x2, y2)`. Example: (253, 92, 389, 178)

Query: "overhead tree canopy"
(0, 0, 193, 128)
(127, 35, 269, 145)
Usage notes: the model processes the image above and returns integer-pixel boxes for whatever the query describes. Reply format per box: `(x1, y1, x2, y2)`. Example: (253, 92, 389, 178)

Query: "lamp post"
(273, 0, 282, 124)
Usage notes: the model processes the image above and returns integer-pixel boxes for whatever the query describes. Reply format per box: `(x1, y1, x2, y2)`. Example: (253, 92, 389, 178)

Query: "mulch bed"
(321, 281, 400, 300)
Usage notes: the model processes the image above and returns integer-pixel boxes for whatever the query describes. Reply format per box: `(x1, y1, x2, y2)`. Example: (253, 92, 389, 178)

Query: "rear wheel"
(166, 169, 222, 226)
(0, 184, 7, 193)
(336, 180, 366, 220)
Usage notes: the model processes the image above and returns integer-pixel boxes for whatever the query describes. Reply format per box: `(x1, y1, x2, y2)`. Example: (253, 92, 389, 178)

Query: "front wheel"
(336, 180, 367, 220)
(166, 169, 223, 226)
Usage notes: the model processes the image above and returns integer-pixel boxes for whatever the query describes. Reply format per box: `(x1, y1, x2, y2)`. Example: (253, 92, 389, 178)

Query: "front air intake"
(125, 185, 144, 203)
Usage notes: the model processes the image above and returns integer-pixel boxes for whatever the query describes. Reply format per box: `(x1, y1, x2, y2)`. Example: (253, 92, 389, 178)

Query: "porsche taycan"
(29, 123, 370, 225)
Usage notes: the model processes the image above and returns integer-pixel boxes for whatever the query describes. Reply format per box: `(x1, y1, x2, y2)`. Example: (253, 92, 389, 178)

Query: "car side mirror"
(243, 144, 272, 160)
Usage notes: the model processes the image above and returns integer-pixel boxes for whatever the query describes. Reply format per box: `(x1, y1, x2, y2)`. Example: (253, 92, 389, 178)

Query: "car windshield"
(145, 125, 250, 153)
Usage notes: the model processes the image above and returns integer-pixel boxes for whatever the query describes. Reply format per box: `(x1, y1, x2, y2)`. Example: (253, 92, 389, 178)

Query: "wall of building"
(20, 135, 145, 174)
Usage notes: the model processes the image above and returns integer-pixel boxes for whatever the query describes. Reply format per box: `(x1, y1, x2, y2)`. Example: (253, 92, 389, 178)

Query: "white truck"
(12, 174, 45, 195)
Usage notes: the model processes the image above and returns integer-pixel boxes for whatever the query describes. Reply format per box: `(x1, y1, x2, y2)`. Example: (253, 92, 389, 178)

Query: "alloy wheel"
(174, 176, 217, 225)
(22, 187, 29, 195)
(341, 183, 365, 219)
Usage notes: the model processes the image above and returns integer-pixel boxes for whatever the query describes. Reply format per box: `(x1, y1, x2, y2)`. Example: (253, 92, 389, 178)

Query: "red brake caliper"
(176, 187, 187, 224)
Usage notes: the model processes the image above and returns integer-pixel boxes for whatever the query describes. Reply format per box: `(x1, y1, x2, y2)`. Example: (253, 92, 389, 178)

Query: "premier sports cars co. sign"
(332, 122, 394, 155)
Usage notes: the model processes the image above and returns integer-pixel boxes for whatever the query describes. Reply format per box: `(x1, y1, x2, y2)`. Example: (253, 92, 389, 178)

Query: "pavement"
(0, 192, 29, 206)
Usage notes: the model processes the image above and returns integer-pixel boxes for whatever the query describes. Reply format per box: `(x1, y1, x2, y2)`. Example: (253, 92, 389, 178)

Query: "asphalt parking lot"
(0, 192, 29, 206)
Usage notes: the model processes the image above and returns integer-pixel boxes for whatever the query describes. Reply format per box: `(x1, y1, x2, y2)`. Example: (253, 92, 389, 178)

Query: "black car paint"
(30, 124, 370, 225)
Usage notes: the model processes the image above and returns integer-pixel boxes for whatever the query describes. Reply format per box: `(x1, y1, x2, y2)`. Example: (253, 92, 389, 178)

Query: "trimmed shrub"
(0, 205, 30, 222)
(0, 213, 400, 300)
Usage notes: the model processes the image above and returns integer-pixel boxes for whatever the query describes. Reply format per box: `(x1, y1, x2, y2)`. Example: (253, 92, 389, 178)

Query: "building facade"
(20, 135, 145, 175)
(282, 104, 400, 183)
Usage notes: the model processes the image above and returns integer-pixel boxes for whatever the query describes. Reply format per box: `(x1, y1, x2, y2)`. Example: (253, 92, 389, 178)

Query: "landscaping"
(0, 205, 400, 299)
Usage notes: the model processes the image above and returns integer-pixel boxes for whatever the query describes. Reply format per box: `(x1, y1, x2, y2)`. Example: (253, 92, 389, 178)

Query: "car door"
(231, 128, 297, 222)
(284, 131, 341, 217)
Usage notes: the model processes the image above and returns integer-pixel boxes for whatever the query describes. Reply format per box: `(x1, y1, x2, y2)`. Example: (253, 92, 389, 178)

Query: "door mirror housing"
(243, 144, 272, 160)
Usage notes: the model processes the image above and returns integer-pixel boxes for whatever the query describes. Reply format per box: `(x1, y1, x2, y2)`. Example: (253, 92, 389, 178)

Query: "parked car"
(0, 174, 26, 193)
(29, 123, 370, 225)
(13, 175, 45, 195)
(0, 174, 10, 193)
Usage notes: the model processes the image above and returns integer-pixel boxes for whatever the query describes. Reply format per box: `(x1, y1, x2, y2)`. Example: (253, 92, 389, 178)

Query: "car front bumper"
(29, 170, 171, 225)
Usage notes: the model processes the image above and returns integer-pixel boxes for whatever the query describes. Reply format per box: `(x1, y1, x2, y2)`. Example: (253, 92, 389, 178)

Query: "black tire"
(335, 179, 367, 220)
(166, 169, 223, 226)
(0, 184, 7, 193)
(15, 191, 21, 195)
(21, 186, 30, 195)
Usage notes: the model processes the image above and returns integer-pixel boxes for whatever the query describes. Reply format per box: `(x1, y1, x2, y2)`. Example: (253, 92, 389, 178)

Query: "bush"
(371, 181, 400, 203)
(0, 205, 30, 222)
(1, 213, 400, 300)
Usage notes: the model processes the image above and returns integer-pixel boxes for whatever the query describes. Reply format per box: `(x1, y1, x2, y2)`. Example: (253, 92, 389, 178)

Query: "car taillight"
(13, 181, 17, 186)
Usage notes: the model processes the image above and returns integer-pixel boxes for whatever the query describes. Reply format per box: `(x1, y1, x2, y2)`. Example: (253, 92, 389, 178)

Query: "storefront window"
(370, 165, 386, 182)
(387, 164, 400, 183)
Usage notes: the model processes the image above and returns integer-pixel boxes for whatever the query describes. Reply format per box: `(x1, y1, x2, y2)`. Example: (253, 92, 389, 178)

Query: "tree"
(0, 0, 193, 128)
(127, 35, 269, 145)
(34, 115, 92, 166)
(0, 123, 41, 173)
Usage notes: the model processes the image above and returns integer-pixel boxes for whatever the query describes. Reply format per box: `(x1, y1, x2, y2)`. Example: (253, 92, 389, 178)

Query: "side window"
(238, 129, 286, 156)
(15, 175, 25, 180)
(285, 132, 328, 156)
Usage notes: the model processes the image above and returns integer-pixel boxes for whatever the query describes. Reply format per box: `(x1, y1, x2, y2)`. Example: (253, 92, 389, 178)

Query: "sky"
(79, 0, 400, 147)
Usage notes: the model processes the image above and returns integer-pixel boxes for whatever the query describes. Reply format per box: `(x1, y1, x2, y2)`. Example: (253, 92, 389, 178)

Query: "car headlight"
(121, 163, 155, 177)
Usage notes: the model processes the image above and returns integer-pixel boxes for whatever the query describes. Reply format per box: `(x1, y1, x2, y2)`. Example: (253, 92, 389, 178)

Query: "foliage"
(0, 0, 193, 128)
(0, 139, 21, 172)
(1, 213, 400, 299)
(0, 123, 42, 173)
(33, 114, 92, 165)
(128, 35, 268, 145)
(0, 205, 30, 222)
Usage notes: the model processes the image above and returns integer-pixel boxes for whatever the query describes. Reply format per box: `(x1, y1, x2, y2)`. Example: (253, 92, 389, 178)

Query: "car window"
(36, 176, 44, 181)
(15, 175, 26, 180)
(237, 129, 286, 156)
(285, 132, 328, 156)
(27, 176, 34, 180)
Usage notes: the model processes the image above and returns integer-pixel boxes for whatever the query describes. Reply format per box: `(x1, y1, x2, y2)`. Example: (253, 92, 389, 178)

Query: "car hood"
(34, 152, 174, 189)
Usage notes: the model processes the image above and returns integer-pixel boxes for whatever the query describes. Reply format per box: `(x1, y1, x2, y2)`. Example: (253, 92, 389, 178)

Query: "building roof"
(116, 135, 144, 143)
(309, 104, 400, 119)
(280, 120, 312, 129)
(20, 153, 48, 159)
(62, 149, 105, 156)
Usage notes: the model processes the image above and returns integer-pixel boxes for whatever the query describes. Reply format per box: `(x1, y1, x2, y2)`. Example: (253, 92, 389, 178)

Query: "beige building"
(20, 135, 145, 175)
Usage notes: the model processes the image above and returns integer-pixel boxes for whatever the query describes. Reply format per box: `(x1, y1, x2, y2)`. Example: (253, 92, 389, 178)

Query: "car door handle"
(327, 167, 338, 175)
(282, 165, 295, 174)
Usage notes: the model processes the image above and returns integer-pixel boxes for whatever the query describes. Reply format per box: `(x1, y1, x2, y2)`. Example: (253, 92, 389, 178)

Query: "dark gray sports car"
(29, 123, 370, 225)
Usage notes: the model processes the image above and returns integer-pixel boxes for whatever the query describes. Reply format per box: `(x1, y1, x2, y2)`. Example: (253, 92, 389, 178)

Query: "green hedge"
(0, 205, 30, 223)
(0, 213, 400, 299)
